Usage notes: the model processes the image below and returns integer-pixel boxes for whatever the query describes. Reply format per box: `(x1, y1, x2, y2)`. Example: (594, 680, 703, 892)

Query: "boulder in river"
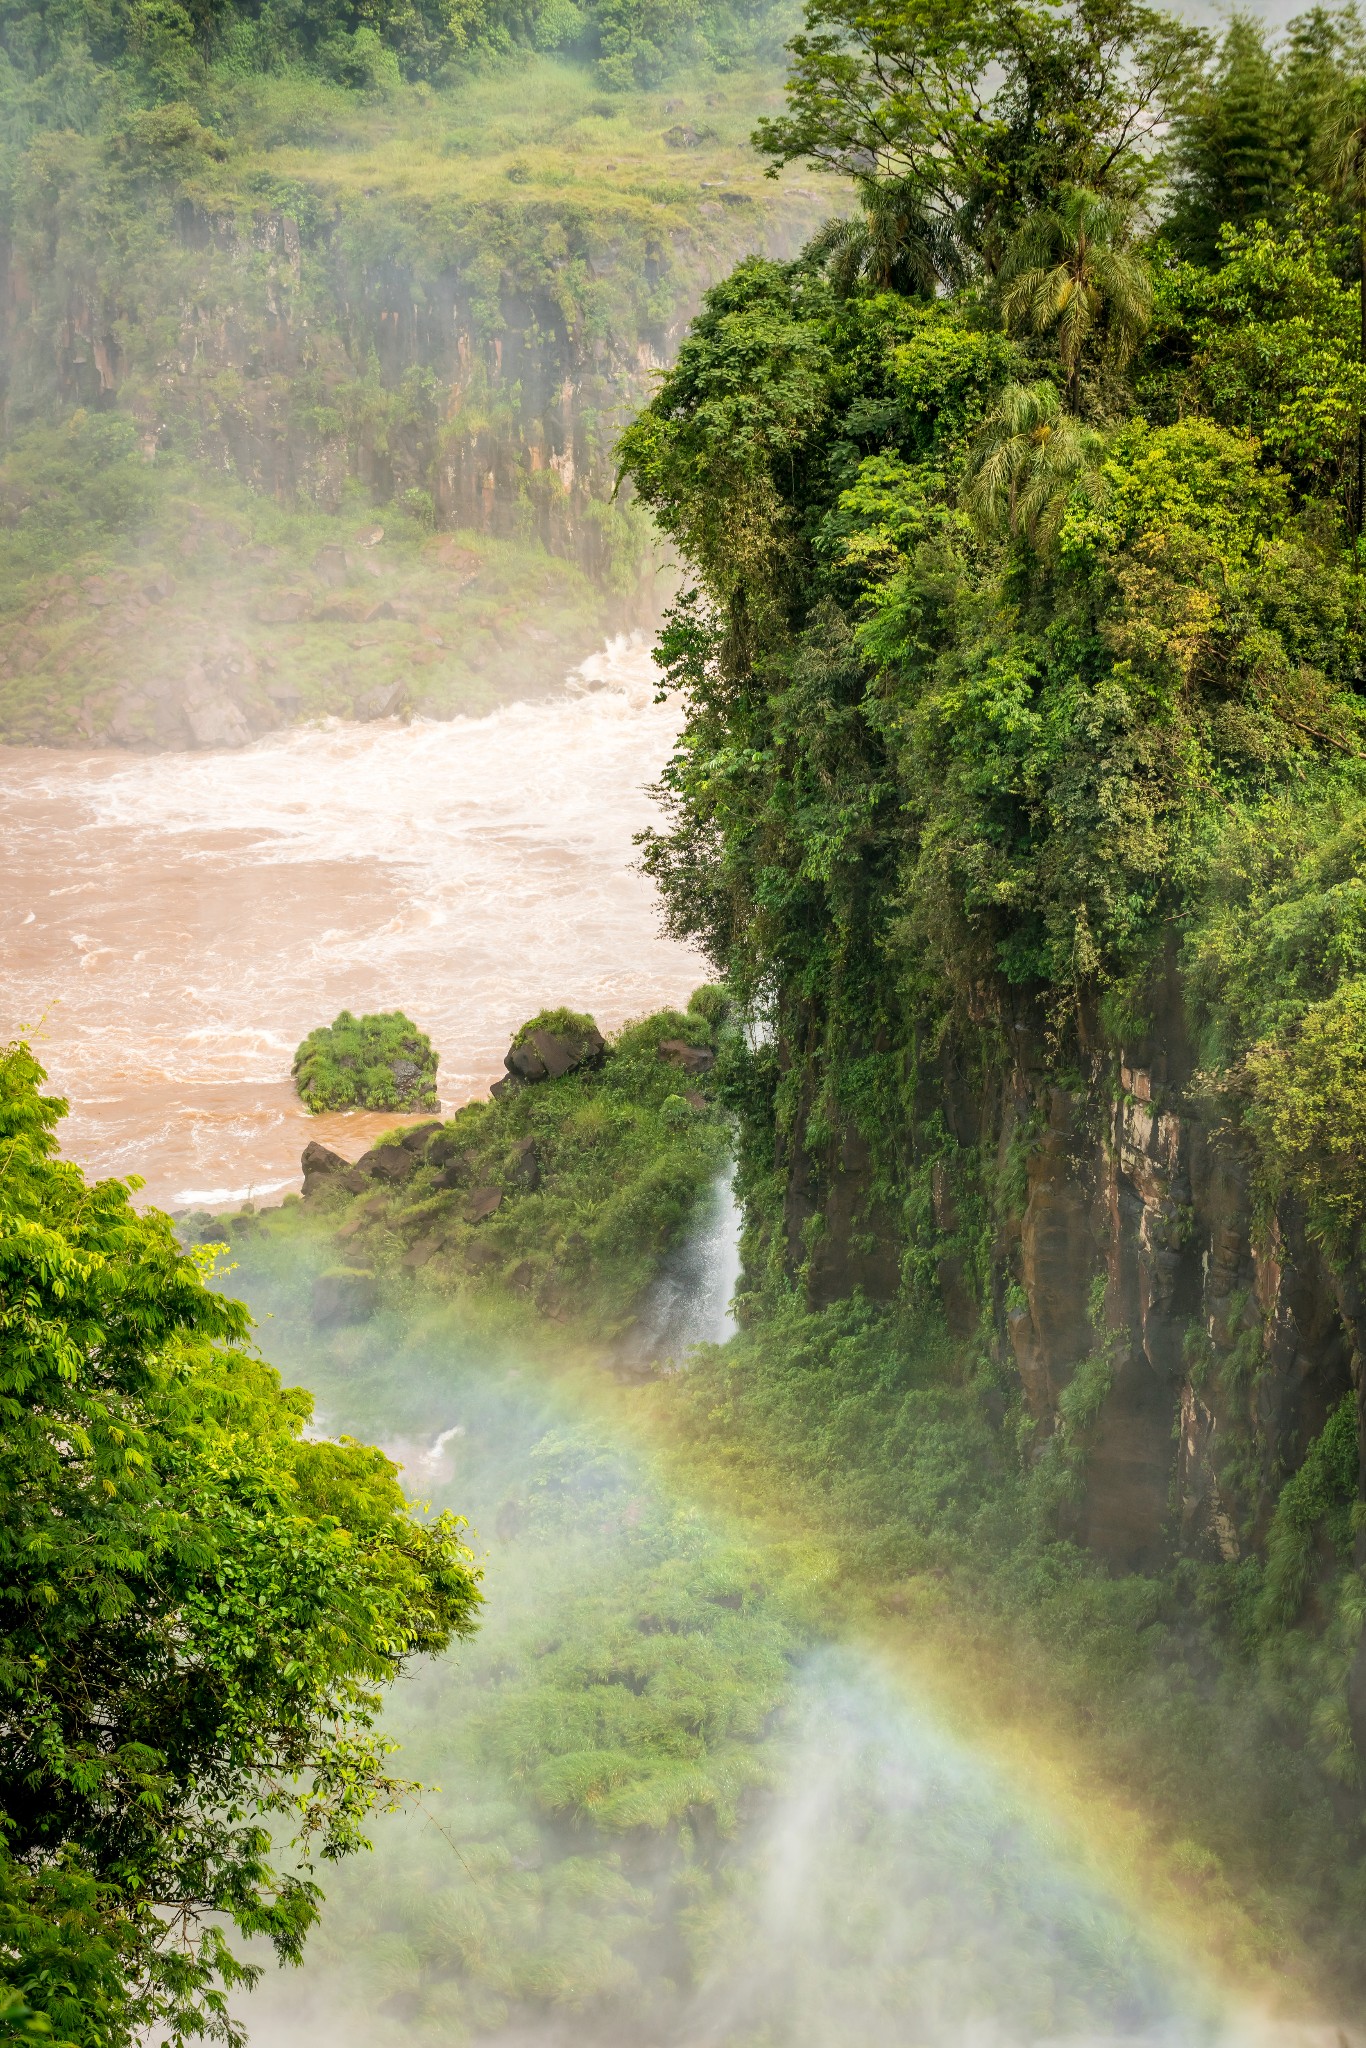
(312, 1267, 377, 1326)
(183, 690, 253, 749)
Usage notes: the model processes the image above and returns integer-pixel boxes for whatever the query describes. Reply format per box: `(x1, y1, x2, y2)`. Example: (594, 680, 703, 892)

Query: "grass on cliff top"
(216, 52, 825, 224)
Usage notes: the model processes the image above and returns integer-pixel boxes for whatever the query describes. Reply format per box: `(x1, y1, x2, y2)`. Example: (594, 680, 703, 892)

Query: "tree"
(0, 1041, 481, 2048)
(1319, 74, 1366, 538)
(999, 185, 1152, 410)
(963, 376, 1105, 539)
(803, 172, 963, 297)
(1164, 14, 1299, 263)
(754, 0, 1208, 270)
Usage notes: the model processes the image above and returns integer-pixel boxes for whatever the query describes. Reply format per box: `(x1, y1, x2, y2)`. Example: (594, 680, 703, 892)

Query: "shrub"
(292, 1010, 439, 1113)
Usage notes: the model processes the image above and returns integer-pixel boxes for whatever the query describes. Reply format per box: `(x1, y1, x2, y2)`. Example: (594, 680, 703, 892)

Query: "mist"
(226, 1191, 1248, 2048)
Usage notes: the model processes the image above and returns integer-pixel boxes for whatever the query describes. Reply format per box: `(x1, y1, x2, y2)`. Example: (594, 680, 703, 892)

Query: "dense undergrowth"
(294, 1009, 440, 1112)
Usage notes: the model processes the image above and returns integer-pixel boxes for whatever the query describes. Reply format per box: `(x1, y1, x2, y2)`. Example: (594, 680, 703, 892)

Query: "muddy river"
(0, 638, 702, 1209)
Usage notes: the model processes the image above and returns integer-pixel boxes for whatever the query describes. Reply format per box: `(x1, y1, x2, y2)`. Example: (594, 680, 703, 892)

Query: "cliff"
(0, 58, 827, 745)
(775, 986, 1363, 1583)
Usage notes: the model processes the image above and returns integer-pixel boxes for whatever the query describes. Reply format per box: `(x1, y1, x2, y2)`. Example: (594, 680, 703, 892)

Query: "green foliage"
(293, 1011, 439, 1113)
(0, 414, 157, 588)
(753, 0, 1206, 258)
(1144, 210, 1366, 509)
(0, 0, 785, 99)
(509, 1005, 600, 1049)
(1257, 1396, 1360, 1629)
(268, 1003, 731, 1336)
(1164, 14, 1301, 262)
(0, 1042, 480, 2045)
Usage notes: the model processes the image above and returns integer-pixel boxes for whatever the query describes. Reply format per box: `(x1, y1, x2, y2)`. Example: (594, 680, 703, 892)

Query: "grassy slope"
(0, 56, 828, 744)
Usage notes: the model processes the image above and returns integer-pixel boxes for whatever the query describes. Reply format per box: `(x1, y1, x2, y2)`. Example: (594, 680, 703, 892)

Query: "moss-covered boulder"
(293, 1010, 439, 1113)
(503, 1008, 606, 1083)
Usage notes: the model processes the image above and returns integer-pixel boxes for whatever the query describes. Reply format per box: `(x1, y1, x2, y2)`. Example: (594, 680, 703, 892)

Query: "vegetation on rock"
(293, 1008, 440, 1112)
(263, 996, 730, 1335)
(0, 1042, 480, 2046)
(608, 0, 1366, 1995)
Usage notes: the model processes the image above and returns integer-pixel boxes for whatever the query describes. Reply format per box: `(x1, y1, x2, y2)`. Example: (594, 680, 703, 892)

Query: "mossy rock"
(293, 1009, 439, 1113)
(505, 1008, 606, 1081)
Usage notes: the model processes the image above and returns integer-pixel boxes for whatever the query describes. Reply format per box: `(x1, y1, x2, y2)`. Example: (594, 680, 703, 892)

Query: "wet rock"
(363, 1143, 418, 1184)
(465, 1185, 503, 1223)
(504, 1022, 606, 1082)
(181, 668, 253, 749)
(185, 697, 253, 748)
(357, 679, 407, 720)
(509, 1135, 540, 1190)
(399, 1119, 443, 1152)
(143, 570, 176, 603)
(403, 1236, 440, 1269)
(465, 1239, 502, 1271)
(490, 1076, 518, 1101)
(355, 524, 384, 547)
(301, 1139, 350, 1197)
(663, 123, 703, 147)
(313, 543, 348, 587)
(426, 1129, 464, 1167)
(312, 1268, 377, 1327)
(658, 1039, 715, 1076)
(317, 597, 369, 624)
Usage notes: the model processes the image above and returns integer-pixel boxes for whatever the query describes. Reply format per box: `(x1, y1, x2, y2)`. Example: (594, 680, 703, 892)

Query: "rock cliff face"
(774, 991, 1364, 1572)
(1, 187, 819, 583)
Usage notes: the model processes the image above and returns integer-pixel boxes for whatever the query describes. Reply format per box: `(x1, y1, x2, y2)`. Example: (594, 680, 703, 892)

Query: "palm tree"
(999, 187, 1153, 411)
(964, 379, 1106, 544)
(804, 176, 963, 300)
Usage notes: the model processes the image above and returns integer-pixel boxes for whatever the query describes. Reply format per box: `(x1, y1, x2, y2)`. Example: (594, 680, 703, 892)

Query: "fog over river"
(0, 637, 702, 1208)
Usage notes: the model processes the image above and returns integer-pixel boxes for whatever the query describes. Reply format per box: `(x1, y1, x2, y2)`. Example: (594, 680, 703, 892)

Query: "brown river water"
(0, 637, 703, 1210)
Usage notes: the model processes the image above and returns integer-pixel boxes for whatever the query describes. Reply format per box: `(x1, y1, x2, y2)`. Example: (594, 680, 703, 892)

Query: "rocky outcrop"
(774, 991, 1364, 1572)
(658, 1039, 715, 1076)
(312, 1266, 377, 1326)
(504, 1021, 605, 1082)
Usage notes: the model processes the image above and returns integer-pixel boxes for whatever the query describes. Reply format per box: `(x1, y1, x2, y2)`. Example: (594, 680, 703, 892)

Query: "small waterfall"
(619, 1165, 741, 1371)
